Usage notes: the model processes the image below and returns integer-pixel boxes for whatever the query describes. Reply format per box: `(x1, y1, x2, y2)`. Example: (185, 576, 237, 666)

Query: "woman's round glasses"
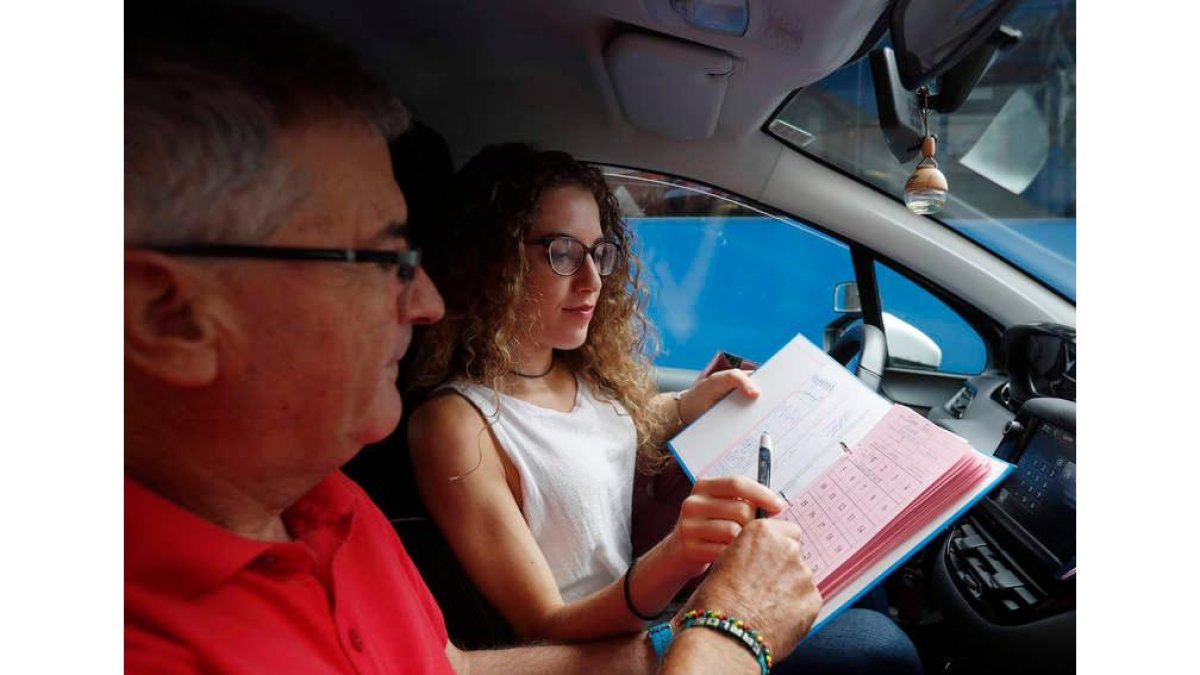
(522, 235, 621, 277)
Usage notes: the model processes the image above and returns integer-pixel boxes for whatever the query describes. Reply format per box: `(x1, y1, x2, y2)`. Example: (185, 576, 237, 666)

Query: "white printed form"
(672, 334, 890, 489)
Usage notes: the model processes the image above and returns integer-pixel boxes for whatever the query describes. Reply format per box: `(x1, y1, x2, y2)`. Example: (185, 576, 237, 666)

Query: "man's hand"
(679, 519, 822, 658)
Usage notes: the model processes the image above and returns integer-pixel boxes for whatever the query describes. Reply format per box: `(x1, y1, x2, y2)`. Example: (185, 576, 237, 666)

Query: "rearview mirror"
(891, 0, 1019, 91)
(871, 0, 1022, 164)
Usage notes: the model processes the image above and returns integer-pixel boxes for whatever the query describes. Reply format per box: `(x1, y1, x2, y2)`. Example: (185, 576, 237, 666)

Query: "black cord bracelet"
(623, 556, 667, 621)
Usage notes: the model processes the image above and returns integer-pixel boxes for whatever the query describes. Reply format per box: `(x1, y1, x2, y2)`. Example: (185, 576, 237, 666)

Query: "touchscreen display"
(993, 422, 1076, 561)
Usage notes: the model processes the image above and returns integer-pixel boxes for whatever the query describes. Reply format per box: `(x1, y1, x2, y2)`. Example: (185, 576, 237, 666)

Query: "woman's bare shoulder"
(408, 390, 517, 516)
(409, 391, 488, 450)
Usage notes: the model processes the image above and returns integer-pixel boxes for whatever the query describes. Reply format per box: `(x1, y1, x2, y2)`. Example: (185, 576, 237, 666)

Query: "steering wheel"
(827, 321, 888, 393)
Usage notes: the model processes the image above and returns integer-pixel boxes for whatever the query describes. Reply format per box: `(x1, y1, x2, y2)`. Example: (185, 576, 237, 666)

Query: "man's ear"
(124, 250, 222, 387)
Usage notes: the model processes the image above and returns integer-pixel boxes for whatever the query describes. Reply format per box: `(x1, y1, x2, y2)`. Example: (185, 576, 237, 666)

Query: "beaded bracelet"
(679, 609, 773, 674)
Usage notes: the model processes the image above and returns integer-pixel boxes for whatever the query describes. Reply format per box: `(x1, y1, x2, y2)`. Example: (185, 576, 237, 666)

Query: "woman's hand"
(676, 369, 760, 427)
(669, 475, 787, 578)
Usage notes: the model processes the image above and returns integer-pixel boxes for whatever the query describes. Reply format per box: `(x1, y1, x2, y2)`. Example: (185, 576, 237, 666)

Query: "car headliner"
(261, 0, 1075, 330)
(267, 0, 886, 193)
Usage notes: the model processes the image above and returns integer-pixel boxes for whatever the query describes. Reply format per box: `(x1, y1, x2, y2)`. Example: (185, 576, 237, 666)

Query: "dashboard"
(925, 323, 1076, 673)
(931, 322, 1076, 453)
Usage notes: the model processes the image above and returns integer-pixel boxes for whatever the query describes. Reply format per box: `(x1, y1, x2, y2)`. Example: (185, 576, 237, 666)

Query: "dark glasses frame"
(136, 243, 422, 304)
(139, 243, 420, 279)
(522, 235, 621, 277)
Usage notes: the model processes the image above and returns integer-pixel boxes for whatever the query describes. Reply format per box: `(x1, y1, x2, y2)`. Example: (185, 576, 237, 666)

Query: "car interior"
(253, 1, 1077, 673)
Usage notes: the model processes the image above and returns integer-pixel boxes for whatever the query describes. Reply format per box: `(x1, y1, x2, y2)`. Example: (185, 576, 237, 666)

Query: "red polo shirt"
(125, 472, 456, 674)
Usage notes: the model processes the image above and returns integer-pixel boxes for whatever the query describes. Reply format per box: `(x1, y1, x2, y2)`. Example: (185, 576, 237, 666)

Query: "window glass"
(602, 168, 855, 369)
(767, 0, 1076, 300)
(875, 261, 986, 374)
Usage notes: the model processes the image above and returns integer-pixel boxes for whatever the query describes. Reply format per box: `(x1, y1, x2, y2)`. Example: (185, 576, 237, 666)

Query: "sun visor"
(605, 33, 734, 139)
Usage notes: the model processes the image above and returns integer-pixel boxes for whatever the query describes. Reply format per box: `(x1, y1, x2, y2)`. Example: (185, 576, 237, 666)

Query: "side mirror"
(881, 313, 942, 369)
(833, 281, 862, 314)
(826, 281, 943, 370)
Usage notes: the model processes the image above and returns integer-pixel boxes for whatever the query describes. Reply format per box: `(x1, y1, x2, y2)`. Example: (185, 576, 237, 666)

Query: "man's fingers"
(686, 518, 823, 656)
(752, 517, 803, 542)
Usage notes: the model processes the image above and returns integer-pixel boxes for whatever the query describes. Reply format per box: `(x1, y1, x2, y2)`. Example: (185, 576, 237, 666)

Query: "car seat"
(343, 121, 517, 649)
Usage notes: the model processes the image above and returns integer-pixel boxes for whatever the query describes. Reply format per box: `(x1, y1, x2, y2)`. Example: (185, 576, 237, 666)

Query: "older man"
(124, 2, 821, 673)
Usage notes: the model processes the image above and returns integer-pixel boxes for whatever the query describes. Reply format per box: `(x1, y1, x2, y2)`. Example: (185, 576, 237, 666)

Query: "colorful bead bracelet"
(679, 609, 773, 674)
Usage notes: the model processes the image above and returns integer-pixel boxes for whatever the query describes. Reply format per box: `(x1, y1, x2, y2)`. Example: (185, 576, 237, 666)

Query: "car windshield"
(768, 0, 1075, 300)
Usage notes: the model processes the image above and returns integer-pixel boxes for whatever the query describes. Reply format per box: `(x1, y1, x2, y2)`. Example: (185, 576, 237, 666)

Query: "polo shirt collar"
(125, 472, 360, 600)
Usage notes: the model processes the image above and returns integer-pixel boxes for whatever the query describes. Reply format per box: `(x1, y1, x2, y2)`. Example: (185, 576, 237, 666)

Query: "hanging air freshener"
(904, 87, 948, 214)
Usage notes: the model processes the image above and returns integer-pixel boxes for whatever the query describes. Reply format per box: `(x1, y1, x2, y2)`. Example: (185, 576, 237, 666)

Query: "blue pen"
(755, 432, 773, 519)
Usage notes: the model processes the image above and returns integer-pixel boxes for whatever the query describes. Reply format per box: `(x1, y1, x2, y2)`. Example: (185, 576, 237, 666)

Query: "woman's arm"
(652, 368, 760, 439)
(409, 393, 784, 643)
(445, 630, 656, 675)
(409, 394, 679, 641)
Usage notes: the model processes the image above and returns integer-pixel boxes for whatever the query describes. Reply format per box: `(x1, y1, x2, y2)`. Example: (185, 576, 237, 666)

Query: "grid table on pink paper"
(773, 406, 977, 590)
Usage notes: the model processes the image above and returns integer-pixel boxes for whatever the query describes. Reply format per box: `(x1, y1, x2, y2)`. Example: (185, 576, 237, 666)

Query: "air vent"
(946, 521, 1047, 622)
(943, 383, 976, 419)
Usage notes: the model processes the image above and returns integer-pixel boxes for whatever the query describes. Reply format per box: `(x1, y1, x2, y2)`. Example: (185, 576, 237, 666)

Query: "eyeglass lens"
(546, 238, 619, 276)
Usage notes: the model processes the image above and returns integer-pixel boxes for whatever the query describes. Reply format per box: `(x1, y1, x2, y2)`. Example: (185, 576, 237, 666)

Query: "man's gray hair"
(125, 1, 410, 245)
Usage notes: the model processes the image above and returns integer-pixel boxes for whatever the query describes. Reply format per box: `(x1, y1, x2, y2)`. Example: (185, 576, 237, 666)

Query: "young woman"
(407, 142, 778, 642)
(406, 144, 922, 675)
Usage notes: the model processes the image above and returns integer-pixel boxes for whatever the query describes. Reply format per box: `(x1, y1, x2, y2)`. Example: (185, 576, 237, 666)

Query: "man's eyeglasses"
(522, 236, 621, 277)
(140, 243, 421, 303)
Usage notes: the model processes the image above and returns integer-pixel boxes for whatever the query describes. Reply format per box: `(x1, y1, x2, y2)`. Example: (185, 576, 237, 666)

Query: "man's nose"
(400, 267, 445, 324)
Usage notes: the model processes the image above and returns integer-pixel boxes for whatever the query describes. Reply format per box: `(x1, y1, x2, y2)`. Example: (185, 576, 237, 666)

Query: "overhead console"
(933, 397, 1075, 673)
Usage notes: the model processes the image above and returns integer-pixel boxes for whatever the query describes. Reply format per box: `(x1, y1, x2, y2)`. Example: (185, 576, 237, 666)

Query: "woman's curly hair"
(407, 142, 670, 471)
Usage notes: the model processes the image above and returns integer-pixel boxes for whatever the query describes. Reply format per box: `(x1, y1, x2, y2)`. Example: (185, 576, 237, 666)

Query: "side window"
(875, 261, 986, 374)
(601, 167, 855, 370)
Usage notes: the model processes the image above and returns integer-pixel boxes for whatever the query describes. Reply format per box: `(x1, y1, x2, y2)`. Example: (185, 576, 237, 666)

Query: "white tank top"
(442, 376, 636, 602)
